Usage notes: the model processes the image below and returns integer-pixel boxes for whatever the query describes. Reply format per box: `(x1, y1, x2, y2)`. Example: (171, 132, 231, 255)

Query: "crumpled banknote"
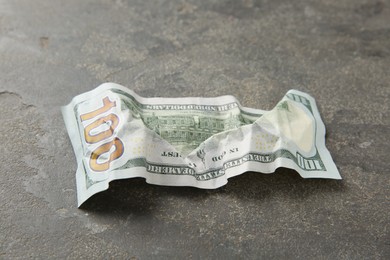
(62, 83, 341, 206)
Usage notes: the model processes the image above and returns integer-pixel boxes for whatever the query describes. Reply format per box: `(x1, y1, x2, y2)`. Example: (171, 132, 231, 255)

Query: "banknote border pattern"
(62, 83, 341, 206)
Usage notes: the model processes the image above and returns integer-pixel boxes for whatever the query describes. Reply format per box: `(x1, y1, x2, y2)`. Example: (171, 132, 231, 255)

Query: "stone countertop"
(0, 0, 389, 258)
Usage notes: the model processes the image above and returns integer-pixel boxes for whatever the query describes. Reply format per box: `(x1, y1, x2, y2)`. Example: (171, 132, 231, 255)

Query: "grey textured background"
(0, 0, 389, 258)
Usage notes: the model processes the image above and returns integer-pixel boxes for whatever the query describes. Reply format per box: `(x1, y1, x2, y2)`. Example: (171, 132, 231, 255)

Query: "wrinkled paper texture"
(62, 83, 341, 206)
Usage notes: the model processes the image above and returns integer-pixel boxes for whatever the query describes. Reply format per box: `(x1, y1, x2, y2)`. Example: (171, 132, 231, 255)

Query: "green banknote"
(62, 83, 341, 206)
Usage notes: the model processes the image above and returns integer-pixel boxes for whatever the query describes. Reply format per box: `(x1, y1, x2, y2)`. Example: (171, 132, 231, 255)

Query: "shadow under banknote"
(80, 168, 346, 215)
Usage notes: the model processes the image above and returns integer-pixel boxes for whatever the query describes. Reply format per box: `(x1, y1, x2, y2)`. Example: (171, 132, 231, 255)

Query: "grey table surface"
(1, 0, 389, 259)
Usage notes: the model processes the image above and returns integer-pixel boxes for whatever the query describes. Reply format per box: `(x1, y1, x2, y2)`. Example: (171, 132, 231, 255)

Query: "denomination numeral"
(90, 138, 124, 171)
(297, 153, 322, 170)
(84, 114, 119, 144)
(80, 97, 116, 121)
(80, 97, 124, 172)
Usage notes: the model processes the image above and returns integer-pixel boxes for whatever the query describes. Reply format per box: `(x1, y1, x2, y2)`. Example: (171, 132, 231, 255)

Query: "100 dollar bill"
(62, 83, 341, 206)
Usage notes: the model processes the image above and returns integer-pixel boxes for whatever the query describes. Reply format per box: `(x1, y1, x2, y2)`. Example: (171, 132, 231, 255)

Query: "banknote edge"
(63, 84, 341, 207)
(285, 89, 341, 179)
